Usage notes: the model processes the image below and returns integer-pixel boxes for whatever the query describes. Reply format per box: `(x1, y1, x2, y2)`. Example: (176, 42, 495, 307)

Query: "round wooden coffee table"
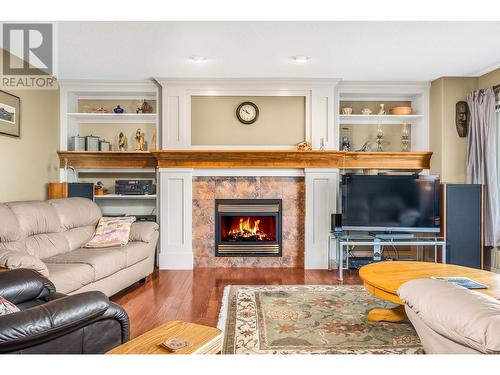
(359, 261, 500, 322)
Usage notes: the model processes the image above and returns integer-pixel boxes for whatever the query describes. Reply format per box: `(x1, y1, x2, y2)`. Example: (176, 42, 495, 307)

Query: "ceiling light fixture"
(189, 55, 208, 63)
(291, 56, 311, 63)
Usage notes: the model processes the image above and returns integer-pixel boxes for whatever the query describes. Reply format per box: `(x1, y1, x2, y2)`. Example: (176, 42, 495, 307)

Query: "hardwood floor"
(111, 268, 362, 339)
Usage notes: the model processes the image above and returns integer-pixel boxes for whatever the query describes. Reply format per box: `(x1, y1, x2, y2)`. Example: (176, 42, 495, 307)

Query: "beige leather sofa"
(0, 198, 158, 296)
(398, 278, 500, 354)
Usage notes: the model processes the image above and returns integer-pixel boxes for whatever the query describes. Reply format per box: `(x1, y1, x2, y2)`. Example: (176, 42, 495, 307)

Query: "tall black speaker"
(443, 184, 484, 269)
(67, 183, 94, 201)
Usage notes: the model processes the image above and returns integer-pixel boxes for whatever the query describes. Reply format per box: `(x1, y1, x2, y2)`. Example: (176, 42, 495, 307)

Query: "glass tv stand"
(328, 232, 446, 281)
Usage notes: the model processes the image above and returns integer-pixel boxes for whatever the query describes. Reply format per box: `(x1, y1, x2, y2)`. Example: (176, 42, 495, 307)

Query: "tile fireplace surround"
(193, 176, 305, 268)
(158, 168, 339, 270)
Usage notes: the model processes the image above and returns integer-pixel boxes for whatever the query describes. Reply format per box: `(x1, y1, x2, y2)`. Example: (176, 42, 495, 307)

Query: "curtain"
(466, 87, 500, 247)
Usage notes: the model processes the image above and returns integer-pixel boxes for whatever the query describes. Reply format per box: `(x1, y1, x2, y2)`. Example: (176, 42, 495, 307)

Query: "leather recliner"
(0, 269, 130, 354)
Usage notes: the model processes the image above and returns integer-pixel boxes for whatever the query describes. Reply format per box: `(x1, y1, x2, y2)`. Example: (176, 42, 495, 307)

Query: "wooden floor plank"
(111, 268, 361, 338)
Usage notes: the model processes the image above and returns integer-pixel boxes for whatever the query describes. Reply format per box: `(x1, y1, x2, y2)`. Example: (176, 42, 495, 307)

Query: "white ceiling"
(57, 21, 500, 81)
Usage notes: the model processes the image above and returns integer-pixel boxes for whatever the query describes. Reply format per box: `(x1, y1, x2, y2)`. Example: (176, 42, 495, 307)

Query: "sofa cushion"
(0, 204, 21, 243)
(114, 241, 151, 267)
(0, 249, 49, 277)
(6, 201, 62, 237)
(44, 248, 127, 281)
(45, 263, 95, 294)
(61, 226, 96, 252)
(398, 278, 500, 354)
(129, 221, 159, 243)
(49, 198, 101, 230)
(24, 233, 71, 259)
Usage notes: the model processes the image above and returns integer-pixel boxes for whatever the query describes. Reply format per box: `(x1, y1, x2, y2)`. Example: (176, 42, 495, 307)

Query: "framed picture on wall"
(0, 90, 20, 137)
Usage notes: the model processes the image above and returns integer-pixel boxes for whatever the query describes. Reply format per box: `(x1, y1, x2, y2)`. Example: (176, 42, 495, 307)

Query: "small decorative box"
(99, 140, 111, 151)
(85, 135, 100, 151)
(69, 135, 86, 151)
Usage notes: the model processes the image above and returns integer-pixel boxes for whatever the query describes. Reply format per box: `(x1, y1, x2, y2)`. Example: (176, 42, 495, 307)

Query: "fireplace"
(215, 199, 282, 257)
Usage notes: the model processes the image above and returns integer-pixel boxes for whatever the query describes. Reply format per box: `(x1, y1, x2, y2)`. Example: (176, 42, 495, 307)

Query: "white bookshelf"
(336, 82, 430, 152)
(58, 80, 161, 221)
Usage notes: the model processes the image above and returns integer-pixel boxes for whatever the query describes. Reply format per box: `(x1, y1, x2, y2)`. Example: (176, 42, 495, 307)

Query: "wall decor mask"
(455, 101, 469, 137)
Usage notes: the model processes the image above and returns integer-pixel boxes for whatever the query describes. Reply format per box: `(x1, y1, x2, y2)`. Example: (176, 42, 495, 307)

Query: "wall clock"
(236, 101, 259, 124)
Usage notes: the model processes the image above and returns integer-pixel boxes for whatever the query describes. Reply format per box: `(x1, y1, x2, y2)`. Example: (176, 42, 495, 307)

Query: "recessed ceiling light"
(291, 56, 311, 63)
(189, 55, 208, 63)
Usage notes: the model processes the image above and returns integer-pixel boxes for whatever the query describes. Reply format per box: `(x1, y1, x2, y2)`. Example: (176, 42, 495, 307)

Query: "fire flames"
(226, 217, 269, 241)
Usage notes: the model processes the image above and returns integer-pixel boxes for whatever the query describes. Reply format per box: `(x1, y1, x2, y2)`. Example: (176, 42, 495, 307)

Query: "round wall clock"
(236, 101, 259, 124)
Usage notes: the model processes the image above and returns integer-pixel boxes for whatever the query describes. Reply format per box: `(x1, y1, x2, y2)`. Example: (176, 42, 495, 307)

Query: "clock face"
(237, 102, 259, 124)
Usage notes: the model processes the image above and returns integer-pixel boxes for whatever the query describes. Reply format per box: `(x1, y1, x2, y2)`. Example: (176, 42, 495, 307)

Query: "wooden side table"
(107, 321, 222, 354)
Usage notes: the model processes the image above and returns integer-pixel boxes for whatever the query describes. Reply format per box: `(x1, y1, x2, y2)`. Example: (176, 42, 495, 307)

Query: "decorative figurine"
(136, 99, 154, 114)
(113, 105, 124, 113)
(455, 101, 469, 137)
(150, 129, 158, 151)
(319, 137, 325, 151)
(341, 136, 351, 151)
(378, 104, 386, 115)
(296, 141, 312, 151)
(376, 125, 384, 151)
(401, 123, 410, 151)
(92, 105, 108, 113)
(135, 128, 145, 151)
(118, 132, 126, 151)
(361, 108, 372, 115)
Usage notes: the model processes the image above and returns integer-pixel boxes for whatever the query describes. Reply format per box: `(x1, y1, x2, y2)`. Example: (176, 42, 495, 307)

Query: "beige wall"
(478, 68, 500, 88)
(191, 96, 305, 146)
(0, 88, 60, 202)
(429, 68, 500, 184)
(429, 77, 478, 183)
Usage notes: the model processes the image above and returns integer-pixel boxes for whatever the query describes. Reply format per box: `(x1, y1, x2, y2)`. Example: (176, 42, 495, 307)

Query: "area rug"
(217, 285, 422, 354)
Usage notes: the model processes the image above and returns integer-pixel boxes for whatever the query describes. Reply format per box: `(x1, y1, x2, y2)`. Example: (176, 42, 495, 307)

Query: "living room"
(1, 1, 500, 373)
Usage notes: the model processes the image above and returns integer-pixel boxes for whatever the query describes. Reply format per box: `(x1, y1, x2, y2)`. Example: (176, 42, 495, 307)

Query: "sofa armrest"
(0, 269, 55, 305)
(0, 291, 127, 353)
(129, 221, 159, 243)
(0, 249, 49, 277)
(398, 278, 500, 354)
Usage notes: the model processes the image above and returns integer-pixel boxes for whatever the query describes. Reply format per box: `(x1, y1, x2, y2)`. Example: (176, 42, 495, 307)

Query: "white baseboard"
(158, 251, 194, 270)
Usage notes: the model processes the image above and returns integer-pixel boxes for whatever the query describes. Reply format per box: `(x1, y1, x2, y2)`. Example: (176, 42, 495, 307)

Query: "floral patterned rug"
(218, 285, 422, 354)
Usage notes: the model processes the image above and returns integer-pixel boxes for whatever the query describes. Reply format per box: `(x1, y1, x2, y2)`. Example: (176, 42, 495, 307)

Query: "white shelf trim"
(94, 194, 157, 200)
(339, 114, 423, 124)
(67, 113, 157, 124)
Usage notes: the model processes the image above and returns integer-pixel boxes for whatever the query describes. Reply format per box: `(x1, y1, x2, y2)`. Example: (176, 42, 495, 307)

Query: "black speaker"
(331, 213, 342, 231)
(67, 183, 94, 201)
(443, 184, 484, 269)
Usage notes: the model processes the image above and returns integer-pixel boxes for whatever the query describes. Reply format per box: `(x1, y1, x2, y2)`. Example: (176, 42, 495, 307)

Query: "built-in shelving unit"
(58, 80, 160, 219)
(337, 82, 430, 153)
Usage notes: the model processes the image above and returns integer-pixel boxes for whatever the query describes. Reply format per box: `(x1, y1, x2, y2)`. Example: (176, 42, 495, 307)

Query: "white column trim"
(158, 168, 193, 269)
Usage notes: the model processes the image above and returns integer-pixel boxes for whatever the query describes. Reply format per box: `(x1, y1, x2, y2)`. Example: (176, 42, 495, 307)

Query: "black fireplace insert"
(215, 199, 282, 257)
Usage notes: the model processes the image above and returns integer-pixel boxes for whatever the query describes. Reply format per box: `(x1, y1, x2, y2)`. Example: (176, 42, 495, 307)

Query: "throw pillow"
(0, 296, 20, 316)
(85, 217, 136, 248)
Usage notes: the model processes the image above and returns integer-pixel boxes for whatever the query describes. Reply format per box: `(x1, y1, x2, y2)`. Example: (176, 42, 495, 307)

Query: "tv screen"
(341, 175, 441, 232)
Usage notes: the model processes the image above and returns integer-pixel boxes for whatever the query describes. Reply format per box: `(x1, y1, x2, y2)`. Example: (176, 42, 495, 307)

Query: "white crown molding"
(469, 61, 500, 77)
(156, 77, 341, 87)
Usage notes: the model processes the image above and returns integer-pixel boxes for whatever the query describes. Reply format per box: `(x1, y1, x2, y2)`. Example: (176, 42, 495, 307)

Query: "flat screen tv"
(341, 175, 441, 233)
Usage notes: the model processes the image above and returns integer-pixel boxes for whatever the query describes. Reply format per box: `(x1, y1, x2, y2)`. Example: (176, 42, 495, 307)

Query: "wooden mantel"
(57, 151, 157, 169)
(152, 150, 431, 169)
(58, 150, 432, 170)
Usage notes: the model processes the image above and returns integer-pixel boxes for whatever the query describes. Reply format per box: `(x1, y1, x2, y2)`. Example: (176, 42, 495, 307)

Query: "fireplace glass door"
(215, 199, 282, 257)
